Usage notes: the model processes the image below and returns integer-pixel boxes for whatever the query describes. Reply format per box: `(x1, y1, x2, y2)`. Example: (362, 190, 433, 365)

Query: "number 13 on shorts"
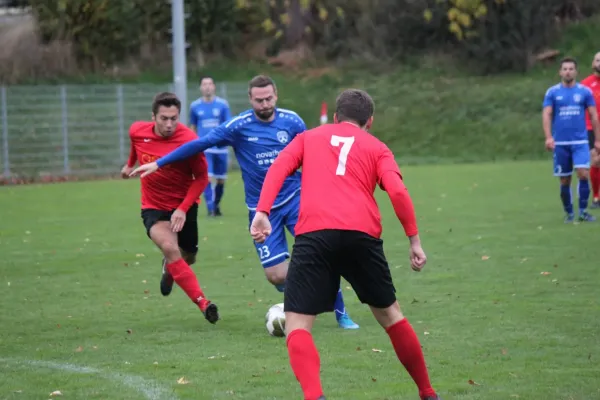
(331, 135, 355, 176)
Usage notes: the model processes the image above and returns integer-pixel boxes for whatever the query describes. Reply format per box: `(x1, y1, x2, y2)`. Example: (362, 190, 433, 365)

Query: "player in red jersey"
(121, 92, 219, 324)
(250, 89, 440, 400)
(581, 52, 600, 208)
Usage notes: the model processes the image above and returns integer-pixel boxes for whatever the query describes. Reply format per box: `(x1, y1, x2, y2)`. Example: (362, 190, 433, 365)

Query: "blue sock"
(203, 183, 214, 212)
(560, 183, 573, 215)
(275, 283, 285, 293)
(578, 179, 590, 214)
(214, 182, 225, 206)
(334, 288, 347, 321)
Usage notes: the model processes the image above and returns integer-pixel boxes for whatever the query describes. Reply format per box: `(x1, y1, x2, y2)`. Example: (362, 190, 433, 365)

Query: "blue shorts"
(553, 144, 590, 176)
(248, 194, 299, 268)
(206, 152, 228, 179)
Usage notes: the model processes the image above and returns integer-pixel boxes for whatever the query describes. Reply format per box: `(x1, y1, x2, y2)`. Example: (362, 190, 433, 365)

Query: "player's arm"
(256, 134, 305, 215)
(542, 89, 555, 150)
(157, 123, 234, 167)
(377, 150, 418, 238)
(585, 90, 600, 150)
(189, 105, 198, 133)
(178, 154, 210, 212)
(121, 128, 137, 178)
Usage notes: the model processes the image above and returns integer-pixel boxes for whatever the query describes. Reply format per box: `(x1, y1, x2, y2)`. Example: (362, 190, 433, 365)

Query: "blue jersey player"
(132, 75, 359, 330)
(542, 57, 600, 222)
(189, 76, 232, 216)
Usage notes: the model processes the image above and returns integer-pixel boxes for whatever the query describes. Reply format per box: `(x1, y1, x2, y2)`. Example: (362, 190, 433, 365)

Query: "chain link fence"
(0, 82, 249, 181)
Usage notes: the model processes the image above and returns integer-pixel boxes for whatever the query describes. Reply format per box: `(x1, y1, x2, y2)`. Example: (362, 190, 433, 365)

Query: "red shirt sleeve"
(377, 148, 418, 237)
(256, 133, 305, 214)
(178, 153, 209, 212)
(127, 128, 137, 167)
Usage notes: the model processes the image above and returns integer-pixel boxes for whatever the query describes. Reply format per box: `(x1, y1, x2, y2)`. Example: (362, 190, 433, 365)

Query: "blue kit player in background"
(189, 76, 232, 216)
(542, 57, 600, 223)
(131, 75, 359, 330)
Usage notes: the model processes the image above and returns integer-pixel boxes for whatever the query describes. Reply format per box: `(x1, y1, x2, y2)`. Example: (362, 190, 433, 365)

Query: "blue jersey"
(543, 83, 595, 144)
(158, 108, 307, 210)
(189, 96, 231, 154)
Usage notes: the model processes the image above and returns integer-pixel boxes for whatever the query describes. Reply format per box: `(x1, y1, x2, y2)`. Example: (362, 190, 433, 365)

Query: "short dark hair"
(199, 75, 214, 85)
(152, 92, 181, 115)
(248, 75, 277, 94)
(335, 89, 374, 127)
(560, 57, 578, 68)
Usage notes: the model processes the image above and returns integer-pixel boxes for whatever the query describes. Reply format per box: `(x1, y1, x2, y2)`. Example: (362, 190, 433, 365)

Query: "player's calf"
(264, 262, 288, 292)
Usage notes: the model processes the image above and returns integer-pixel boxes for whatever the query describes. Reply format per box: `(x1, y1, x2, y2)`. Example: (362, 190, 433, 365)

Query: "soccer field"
(1, 161, 599, 400)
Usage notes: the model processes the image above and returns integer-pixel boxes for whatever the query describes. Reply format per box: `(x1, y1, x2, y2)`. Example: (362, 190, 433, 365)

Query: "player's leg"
(212, 152, 228, 216)
(588, 130, 600, 208)
(204, 153, 216, 216)
(176, 204, 219, 322)
(283, 195, 358, 330)
(141, 209, 217, 323)
(284, 231, 341, 400)
(573, 144, 595, 222)
(553, 146, 574, 222)
(340, 232, 439, 400)
(249, 207, 289, 292)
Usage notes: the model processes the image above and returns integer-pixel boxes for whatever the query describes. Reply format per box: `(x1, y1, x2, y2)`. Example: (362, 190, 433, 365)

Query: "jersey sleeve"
(221, 101, 232, 123)
(256, 133, 305, 214)
(584, 87, 596, 108)
(189, 103, 197, 126)
(376, 146, 402, 187)
(542, 88, 555, 108)
(156, 121, 237, 167)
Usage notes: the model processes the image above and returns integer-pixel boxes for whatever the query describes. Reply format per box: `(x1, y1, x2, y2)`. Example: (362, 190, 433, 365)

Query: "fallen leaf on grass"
(371, 348, 383, 353)
(177, 377, 189, 385)
(501, 349, 508, 355)
(468, 379, 481, 386)
(371, 378, 377, 382)
(136, 253, 145, 257)
(481, 255, 490, 261)
(126, 329, 133, 334)
(75, 346, 83, 352)
(540, 271, 551, 276)
(49, 390, 62, 396)
(144, 290, 149, 294)
(424, 331, 430, 335)
(356, 347, 361, 351)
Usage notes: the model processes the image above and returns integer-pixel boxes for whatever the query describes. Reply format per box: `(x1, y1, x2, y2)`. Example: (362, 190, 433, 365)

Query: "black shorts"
(141, 204, 199, 254)
(284, 229, 396, 315)
(589, 130, 596, 150)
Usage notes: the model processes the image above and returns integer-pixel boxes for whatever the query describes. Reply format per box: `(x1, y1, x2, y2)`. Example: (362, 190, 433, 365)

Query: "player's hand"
(130, 162, 159, 178)
(545, 137, 555, 151)
(121, 165, 134, 179)
(170, 209, 186, 233)
(250, 211, 272, 244)
(409, 243, 427, 272)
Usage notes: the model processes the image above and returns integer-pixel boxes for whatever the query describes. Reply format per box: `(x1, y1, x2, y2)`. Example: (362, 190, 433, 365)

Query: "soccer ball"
(265, 303, 286, 337)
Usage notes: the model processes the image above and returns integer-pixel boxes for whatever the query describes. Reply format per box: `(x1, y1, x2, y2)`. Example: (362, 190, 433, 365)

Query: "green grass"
(1, 161, 600, 399)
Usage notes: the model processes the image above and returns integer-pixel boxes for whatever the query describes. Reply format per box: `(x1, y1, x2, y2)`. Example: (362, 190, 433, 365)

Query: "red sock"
(166, 258, 209, 310)
(386, 319, 436, 399)
(591, 166, 600, 199)
(286, 329, 323, 400)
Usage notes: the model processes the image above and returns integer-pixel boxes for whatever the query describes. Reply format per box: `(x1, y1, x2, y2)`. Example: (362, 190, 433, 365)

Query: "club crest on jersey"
(573, 94, 582, 103)
(277, 131, 289, 143)
(213, 108, 220, 117)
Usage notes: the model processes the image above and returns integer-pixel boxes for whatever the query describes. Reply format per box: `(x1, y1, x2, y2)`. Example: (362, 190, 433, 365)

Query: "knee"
(576, 169, 589, 180)
(160, 242, 181, 262)
(560, 177, 571, 186)
(370, 301, 405, 329)
(265, 263, 287, 286)
(216, 178, 225, 185)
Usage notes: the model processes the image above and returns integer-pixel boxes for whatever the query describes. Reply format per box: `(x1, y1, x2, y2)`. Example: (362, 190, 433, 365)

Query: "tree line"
(15, 0, 600, 74)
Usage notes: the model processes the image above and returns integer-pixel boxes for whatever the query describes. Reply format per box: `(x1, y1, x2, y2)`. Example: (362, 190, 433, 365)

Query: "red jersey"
(581, 74, 600, 130)
(256, 122, 418, 238)
(127, 121, 208, 212)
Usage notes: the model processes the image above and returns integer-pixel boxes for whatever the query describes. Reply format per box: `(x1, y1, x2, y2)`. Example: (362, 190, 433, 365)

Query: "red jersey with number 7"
(256, 122, 418, 238)
(127, 121, 208, 212)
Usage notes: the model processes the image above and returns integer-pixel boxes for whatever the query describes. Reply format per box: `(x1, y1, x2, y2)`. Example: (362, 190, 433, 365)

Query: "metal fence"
(0, 82, 249, 180)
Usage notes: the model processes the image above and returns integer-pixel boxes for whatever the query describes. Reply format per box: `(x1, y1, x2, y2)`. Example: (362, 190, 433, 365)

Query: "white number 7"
(330, 135, 355, 175)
